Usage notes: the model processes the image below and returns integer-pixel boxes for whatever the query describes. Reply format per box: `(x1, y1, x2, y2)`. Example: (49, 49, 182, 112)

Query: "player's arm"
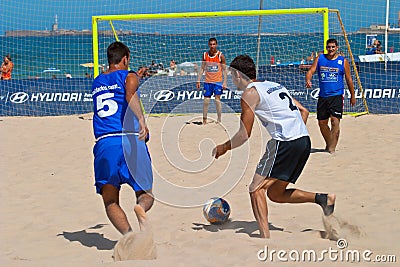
(135, 66, 148, 78)
(1, 63, 6, 73)
(293, 98, 309, 124)
(344, 58, 356, 106)
(196, 54, 206, 89)
(2, 63, 13, 74)
(305, 56, 319, 88)
(220, 53, 227, 90)
(213, 87, 259, 159)
(125, 72, 148, 141)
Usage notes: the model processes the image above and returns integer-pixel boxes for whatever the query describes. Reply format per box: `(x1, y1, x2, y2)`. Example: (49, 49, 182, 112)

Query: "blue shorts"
(93, 135, 153, 194)
(203, 82, 223, 97)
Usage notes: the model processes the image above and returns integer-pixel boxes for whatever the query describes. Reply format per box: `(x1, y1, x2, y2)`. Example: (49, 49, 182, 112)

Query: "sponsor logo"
(10, 92, 29, 104)
(30, 92, 83, 102)
(287, 90, 306, 97)
(310, 88, 320, 99)
(357, 88, 399, 99)
(328, 73, 338, 80)
(154, 90, 175, 102)
(310, 88, 400, 100)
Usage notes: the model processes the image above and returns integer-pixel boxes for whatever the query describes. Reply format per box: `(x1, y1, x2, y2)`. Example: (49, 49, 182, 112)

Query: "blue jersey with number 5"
(92, 70, 139, 139)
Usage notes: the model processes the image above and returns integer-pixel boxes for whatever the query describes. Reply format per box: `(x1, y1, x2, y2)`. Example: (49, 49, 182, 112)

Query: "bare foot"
(324, 146, 335, 154)
(326, 145, 337, 154)
(134, 204, 147, 231)
(260, 229, 271, 239)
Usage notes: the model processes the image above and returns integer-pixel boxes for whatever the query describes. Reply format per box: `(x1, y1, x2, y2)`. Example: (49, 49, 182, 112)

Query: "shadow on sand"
(57, 223, 117, 250)
(192, 220, 288, 238)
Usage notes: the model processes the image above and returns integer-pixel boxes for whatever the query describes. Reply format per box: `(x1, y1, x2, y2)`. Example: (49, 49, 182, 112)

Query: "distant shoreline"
(4, 29, 132, 37)
(4, 29, 400, 37)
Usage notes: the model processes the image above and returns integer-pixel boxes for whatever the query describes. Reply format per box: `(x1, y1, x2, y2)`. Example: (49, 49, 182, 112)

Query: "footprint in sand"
(321, 215, 366, 241)
(113, 229, 157, 261)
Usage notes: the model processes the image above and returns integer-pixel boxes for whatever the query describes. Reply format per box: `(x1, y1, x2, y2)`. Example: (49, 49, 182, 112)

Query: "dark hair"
(326, 38, 338, 46)
(4, 54, 11, 61)
(229, 55, 256, 80)
(208, 37, 218, 44)
(107, 42, 130, 65)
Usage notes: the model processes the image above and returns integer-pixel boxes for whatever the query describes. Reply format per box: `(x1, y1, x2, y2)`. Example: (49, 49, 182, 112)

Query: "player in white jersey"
(213, 55, 336, 238)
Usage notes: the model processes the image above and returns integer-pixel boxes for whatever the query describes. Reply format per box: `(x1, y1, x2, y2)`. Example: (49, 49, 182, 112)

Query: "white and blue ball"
(203, 197, 231, 224)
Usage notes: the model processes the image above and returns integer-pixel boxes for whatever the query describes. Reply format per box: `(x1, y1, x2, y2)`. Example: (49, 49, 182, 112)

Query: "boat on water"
(358, 52, 400, 63)
(39, 68, 72, 78)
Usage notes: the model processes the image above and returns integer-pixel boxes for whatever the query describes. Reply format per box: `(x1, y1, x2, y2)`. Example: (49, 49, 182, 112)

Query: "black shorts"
(317, 95, 344, 120)
(254, 136, 311, 185)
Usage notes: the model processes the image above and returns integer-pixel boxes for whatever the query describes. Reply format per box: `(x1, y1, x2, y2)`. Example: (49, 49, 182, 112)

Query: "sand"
(0, 113, 399, 266)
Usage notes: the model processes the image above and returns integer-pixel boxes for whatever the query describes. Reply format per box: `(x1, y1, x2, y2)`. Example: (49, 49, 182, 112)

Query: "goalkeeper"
(196, 37, 227, 125)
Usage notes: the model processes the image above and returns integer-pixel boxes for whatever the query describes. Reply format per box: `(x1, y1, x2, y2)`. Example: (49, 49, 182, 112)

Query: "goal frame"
(92, 8, 330, 77)
(91, 8, 369, 116)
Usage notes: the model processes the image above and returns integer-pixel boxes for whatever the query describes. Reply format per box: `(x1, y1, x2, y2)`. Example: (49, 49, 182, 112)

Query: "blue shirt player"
(92, 41, 153, 234)
(306, 39, 356, 154)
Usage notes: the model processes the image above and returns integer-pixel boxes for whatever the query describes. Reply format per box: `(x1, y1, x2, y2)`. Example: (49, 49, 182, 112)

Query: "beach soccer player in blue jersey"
(212, 55, 335, 238)
(306, 38, 356, 154)
(92, 41, 153, 234)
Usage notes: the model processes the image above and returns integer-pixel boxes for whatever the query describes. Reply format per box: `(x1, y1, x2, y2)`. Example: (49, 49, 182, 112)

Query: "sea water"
(1, 33, 399, 79)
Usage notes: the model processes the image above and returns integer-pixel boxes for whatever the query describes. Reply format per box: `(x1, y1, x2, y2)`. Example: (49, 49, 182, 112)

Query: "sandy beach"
(1, 113, 399, 266)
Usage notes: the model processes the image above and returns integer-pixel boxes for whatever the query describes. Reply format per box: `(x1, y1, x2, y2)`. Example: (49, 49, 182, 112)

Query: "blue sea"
(1, 33, 399, 79)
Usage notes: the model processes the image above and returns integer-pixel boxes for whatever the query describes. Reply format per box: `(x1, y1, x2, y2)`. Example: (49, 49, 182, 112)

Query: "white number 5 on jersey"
(96, 93, 118, 118)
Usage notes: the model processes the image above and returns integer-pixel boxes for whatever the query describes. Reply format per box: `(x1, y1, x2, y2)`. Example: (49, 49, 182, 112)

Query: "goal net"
(3, 1, 399, 117)
(92, 9, 368, 116)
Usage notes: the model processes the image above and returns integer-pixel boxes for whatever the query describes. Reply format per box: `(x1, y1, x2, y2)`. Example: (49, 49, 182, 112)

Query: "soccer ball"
(203, 197, 231, 224)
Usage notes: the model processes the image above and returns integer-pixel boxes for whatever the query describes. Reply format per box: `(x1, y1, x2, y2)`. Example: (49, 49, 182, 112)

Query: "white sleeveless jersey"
(248, 81, 309, 141)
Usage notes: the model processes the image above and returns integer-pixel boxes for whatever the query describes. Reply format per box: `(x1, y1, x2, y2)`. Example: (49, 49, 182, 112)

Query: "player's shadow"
(57, 223, 117, 250)
(185, 121, 203, 125)
(310, 148, 329, 154)
(192, 220, 286, 238)
(301, 228, 331, 239)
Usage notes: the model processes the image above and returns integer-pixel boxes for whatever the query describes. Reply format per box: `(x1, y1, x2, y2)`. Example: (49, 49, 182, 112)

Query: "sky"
(1, 0, 399, 35)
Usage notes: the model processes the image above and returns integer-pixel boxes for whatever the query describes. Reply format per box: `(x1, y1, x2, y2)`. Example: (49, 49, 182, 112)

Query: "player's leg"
(125, 135, 154, 231)
(267, 181, 336, 215)
(249, 175, 277, 238)
(203, 97, 210, 124)
(327, 95, 343, 153)
(266, 136, 336, 215)
(267, 180, 314, 203)
(214, 83, 223, 123)
(134, 190, 153, 231)
(94, 139, 131, 234)
(318, 119, 331, 151)
(264, 136, 318, 204)
(249, 138, 283, 238)
(101, 184, 132, 235)
(215, 95, 222, 123)
(328, 116, 340, 152)
(202, 83, 213, 124)
(317, 97, 332, 151)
